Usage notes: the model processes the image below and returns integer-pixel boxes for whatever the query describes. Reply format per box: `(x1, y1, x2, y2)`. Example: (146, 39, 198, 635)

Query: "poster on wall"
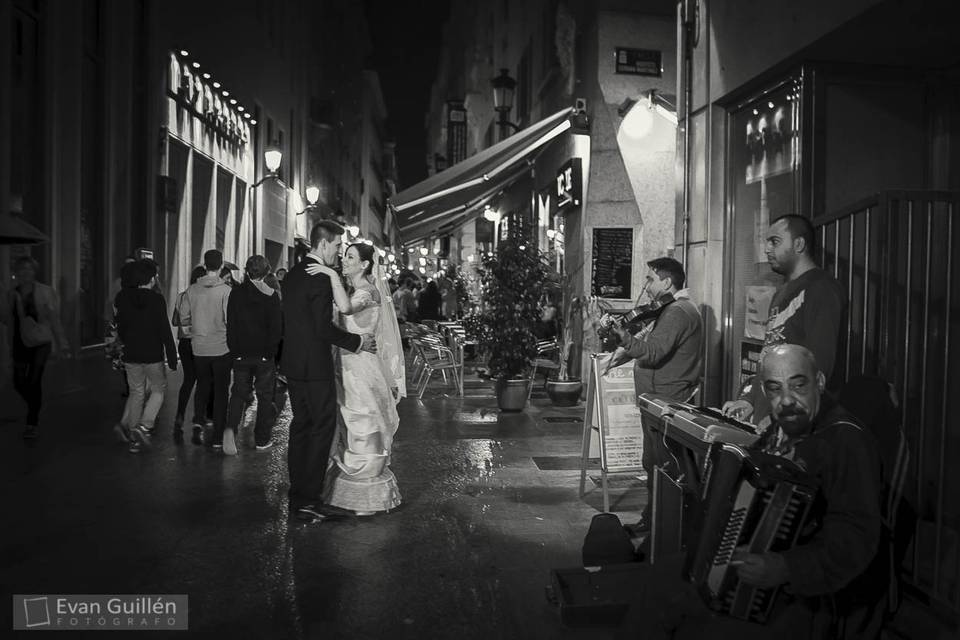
(591, 227, 633, 299)
(745, 285, 776, 339)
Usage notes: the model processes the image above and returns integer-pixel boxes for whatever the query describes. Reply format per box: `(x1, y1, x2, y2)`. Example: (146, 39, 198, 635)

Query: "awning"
(389, 107, 574, 245)
(0, 213, 48, 245)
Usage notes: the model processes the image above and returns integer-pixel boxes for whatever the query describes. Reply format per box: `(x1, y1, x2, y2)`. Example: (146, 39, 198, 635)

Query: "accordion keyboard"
(687, 443, 817, 624)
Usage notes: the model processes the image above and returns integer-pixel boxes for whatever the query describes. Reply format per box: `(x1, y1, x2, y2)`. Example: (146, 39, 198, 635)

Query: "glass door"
(724, 74, 805, 395)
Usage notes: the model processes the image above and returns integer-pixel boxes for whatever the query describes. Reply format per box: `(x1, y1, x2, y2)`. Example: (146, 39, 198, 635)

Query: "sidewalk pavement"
(0, 353, 645, 639)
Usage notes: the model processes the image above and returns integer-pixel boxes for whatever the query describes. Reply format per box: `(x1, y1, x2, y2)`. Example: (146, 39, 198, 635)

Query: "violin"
(597, 293, 676, 350)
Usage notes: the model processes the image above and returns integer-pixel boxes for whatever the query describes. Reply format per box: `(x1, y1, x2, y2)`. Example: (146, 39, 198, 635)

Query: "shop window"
(191, 156, 213, 268)
(725, 75, 803, 393)
(216, 168, 232, 252)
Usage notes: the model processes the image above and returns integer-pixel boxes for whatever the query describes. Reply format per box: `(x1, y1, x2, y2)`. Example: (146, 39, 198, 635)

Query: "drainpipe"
(680, 0, 698, 269)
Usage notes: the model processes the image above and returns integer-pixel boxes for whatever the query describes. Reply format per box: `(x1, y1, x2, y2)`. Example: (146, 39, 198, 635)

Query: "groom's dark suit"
(281, 256, 362, 509)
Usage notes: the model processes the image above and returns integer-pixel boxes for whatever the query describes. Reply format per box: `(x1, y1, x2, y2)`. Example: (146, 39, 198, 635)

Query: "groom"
(281, 220, 375, 522)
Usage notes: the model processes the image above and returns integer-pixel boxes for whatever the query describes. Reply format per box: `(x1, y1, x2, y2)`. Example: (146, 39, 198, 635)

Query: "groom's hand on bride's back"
(360, 333, 377, 354)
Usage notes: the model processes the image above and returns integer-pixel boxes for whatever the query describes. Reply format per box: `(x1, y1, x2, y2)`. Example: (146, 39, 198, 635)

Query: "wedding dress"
(324, 286, 401, 513)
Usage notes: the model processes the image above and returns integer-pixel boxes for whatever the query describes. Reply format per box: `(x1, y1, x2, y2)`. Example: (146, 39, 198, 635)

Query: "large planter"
(496, 378, 531, 412)
(546, 379, 583, 407)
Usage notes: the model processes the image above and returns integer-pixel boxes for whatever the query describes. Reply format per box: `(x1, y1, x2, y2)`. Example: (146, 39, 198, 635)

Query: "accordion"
(685, 442, 817, 623)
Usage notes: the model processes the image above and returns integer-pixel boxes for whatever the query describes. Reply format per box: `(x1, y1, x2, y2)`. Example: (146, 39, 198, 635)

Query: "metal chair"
(528, 338, 561, 400)
(411, 339, 462, 399)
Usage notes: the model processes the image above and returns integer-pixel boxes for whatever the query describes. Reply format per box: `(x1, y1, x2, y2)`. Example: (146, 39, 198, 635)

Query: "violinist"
(605, 257, 703, 539)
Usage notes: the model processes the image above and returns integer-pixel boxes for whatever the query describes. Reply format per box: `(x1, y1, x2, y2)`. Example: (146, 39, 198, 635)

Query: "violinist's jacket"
(619, 288, 702, 402)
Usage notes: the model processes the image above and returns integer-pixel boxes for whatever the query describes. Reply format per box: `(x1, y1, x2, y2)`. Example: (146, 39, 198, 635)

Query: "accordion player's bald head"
(760, 344, 820, 380)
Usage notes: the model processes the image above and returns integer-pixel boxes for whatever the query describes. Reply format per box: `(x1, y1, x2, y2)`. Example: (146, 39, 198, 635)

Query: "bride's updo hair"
(349, 242, 376, 277)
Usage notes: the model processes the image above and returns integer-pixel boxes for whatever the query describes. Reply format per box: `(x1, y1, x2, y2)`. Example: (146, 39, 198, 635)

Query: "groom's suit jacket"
(280, 256, 362, 381)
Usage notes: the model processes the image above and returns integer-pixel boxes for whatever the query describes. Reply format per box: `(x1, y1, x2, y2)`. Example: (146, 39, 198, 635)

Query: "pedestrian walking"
(7, 256, 69, 439)
(224, 255, 282, 454)
(178, 250, 232, 451)
(114, 259, 178, 453)
(172, 265, 207, 444)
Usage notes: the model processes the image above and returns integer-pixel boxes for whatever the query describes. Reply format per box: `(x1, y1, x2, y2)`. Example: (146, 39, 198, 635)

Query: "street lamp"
(253, 148, 284, 188)
(305, 186, 320, 206)
(491, 68, 519, 139)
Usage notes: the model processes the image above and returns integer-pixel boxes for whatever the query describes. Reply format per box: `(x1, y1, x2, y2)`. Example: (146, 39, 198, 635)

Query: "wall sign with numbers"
(614, 47, 663, 77)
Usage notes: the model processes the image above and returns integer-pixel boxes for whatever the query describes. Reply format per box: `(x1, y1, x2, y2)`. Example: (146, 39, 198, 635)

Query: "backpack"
(582, 513, 637, 566)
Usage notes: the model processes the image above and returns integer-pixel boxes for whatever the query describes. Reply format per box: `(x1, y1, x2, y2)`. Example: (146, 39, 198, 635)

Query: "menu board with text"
(591, 227, 633, 299)
(588, 353, 643, 473)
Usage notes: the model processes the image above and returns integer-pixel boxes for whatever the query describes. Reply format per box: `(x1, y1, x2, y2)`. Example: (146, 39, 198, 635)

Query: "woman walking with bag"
(8, 256, 69, 439)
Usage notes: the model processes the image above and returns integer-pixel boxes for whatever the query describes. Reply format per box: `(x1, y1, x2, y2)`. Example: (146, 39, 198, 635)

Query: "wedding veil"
(374, 263, 406, 400)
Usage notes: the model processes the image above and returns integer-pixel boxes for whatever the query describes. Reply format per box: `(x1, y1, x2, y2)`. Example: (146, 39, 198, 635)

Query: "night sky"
(364, 0, 451, 190)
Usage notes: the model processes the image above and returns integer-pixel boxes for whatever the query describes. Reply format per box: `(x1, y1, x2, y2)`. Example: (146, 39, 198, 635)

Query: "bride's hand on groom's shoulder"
(305, 263, 338, 278)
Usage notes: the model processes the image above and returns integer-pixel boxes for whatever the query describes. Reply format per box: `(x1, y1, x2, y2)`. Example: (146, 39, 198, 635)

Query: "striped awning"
(389, 107, 574, 244)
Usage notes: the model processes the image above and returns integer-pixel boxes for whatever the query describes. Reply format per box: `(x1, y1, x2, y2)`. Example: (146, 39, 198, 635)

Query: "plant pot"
(496, 378, 531, 412)
(546, 379, 583, 407)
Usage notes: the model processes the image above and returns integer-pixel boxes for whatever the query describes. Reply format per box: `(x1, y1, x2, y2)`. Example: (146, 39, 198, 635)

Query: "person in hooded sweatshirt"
(114, 259, 178, 453)
(178, 249, 232, 452)
(224, 255, 282, 453)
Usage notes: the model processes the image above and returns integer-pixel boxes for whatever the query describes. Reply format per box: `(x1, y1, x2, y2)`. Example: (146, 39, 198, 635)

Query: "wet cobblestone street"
(1, 355, 644, 639)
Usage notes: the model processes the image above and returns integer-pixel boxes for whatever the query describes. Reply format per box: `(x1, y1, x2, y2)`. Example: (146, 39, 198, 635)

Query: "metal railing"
(816, 190, 959, 617)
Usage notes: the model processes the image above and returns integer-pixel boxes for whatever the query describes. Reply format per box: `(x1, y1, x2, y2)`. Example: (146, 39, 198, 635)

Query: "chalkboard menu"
(591, 227, 633, 298)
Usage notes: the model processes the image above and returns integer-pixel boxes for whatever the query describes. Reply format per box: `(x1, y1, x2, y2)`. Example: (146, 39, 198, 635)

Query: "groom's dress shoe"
(295, 505, 326, 523)
(294, 503, 353, 523)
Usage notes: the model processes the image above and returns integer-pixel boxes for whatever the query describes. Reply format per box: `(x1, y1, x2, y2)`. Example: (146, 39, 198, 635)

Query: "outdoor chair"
(528, 338, 561, 400)
(411, 338, 462, 399)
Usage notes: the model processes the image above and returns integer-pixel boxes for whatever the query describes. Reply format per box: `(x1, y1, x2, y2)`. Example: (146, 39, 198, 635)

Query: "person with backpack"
(224, 255, 282, 454)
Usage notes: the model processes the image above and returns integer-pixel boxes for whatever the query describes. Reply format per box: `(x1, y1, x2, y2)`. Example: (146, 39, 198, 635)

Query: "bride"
(307, 242, 405, 515)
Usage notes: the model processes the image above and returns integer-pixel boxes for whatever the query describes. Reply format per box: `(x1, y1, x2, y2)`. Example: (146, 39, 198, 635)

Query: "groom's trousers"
(287, 379, 338, 507)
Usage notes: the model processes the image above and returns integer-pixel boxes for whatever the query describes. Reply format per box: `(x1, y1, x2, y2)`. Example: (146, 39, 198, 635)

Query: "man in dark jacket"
(114, 259, 178, 453)
(225, 255, 282, 453)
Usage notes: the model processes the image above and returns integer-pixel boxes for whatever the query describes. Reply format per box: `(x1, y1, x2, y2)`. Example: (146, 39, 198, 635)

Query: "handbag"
(15, 291, 54, 348)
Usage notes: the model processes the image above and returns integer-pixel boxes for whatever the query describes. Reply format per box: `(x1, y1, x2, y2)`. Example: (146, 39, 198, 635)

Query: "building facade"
(1, 0, 396, 361)
(678, 0, 960, 618)
(411, 0, 678, 379)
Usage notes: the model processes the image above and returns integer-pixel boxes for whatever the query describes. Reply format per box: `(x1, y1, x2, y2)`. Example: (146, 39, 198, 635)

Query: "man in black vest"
(281, 220, 375, 522)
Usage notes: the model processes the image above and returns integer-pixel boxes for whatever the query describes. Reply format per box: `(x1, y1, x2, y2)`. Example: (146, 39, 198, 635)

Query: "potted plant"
(545, 293, 585, 406)
(467, 239, 548, 411)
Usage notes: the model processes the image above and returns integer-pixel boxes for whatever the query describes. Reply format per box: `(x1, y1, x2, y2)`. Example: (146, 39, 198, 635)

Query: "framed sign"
(580, 353, 644, 512)
(591, 227, 633, 299)
(555, 158, 582, 210)
(614, 47, 662, 77)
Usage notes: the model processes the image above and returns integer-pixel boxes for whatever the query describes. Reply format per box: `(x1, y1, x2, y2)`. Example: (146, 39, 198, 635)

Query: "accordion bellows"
(686, 443, 817, 623)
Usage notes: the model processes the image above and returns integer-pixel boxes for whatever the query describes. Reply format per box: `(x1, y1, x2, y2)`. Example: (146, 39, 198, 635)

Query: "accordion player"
(685, 442, 818, 624)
